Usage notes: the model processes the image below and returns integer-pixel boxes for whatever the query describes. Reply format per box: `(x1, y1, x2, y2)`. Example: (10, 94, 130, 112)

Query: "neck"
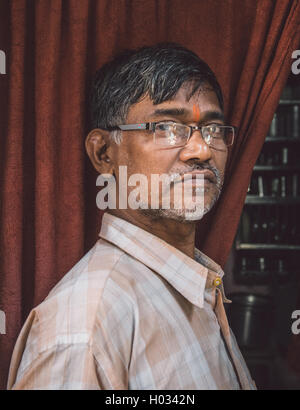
(108, 209, 196, 259)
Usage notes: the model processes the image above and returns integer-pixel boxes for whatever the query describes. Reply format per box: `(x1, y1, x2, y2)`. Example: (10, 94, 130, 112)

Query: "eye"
(156, 122, 172, 131)
(206, 124, 224, 136)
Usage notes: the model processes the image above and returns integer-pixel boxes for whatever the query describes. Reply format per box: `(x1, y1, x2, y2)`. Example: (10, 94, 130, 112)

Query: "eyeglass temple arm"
(116, 123, 153, 131)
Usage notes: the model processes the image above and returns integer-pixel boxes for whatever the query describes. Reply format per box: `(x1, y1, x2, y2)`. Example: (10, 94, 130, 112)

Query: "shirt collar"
(99, 213, 224, 309)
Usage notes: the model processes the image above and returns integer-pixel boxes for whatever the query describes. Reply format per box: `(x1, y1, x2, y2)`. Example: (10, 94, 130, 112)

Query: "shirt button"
(213, 276, 222, 287)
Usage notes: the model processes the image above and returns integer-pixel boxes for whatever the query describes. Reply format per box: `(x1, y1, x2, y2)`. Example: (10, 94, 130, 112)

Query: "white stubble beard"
(140, 168, 224, 223)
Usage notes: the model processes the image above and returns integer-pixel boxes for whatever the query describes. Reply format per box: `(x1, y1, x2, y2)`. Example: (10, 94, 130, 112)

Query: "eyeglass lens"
(154, 123, 234, 147)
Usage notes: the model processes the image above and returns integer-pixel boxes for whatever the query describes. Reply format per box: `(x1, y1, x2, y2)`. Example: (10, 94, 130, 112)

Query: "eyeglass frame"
(106, 122, 236, 147)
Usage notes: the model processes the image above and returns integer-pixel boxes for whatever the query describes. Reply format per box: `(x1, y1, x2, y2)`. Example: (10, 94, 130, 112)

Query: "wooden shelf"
(265, 137, 300, 143)
(236, 270, 271, 277)
(278, 100, 300, 105)
(234, 93, 300, 292)
(236, 243, 300, 251)
(245, 196, 300, 205)
(253, 165, 300, 171)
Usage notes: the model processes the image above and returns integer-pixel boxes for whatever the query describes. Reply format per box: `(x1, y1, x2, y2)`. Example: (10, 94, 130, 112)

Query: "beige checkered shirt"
(8, 213, 256, 390)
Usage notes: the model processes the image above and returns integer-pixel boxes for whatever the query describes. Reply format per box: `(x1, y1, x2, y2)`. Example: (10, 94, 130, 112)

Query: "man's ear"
(85, 129, 114, 174)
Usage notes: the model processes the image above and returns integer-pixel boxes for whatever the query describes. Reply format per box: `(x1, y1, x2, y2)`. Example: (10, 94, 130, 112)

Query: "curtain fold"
(1, 0, 299, 389)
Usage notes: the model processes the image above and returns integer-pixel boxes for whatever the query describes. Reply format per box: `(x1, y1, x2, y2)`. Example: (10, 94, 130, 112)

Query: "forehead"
(127, 83, 223, 122)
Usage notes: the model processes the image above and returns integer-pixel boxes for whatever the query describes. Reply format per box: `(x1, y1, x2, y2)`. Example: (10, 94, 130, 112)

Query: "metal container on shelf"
(227, 293, 274, 350)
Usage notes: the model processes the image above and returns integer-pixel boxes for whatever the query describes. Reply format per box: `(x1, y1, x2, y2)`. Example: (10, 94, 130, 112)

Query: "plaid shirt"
(8, 213, 256, 390)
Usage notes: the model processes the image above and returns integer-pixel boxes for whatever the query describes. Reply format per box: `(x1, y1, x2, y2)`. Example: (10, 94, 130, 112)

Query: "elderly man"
(8, 43, 255, 390)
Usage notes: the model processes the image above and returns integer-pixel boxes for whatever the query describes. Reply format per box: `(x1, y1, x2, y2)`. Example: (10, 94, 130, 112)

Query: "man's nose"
(179, 131, 212, 163)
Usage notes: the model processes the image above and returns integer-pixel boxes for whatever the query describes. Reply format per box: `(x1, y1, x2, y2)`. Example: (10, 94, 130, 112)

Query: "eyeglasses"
(107, 122, 235, 149)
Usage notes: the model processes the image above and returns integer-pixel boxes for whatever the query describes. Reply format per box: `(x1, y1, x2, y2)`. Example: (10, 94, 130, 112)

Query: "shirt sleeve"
(9, 344, 106, 390)
(7, 305, 129, 390)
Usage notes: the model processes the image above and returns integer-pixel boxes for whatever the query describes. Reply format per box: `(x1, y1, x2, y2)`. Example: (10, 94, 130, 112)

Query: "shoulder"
(22, 239, 148, 352)
(9, 240, 145, 388)
(46, 239, 124, 300)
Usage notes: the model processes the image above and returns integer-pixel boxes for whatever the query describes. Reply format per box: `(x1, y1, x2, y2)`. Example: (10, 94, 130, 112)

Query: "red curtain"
(0, 0, 299, 389)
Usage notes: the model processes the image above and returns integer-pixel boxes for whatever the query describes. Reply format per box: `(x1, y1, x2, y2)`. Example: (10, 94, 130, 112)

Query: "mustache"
(168, 163, 222, 187)
(186, 163, 220, 179)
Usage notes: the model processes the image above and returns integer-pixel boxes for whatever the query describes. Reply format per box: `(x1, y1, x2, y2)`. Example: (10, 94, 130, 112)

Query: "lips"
(179, 170, 216, 185)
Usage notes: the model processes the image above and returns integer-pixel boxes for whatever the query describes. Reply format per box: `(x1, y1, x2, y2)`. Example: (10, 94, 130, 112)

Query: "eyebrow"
(200, 111, 225, 123)
(148, 108, 225, 123)
(149, 108, 187, 118)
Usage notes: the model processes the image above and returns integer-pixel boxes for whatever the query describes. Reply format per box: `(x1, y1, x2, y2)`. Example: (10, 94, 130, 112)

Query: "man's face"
(109, 83, 228, 222)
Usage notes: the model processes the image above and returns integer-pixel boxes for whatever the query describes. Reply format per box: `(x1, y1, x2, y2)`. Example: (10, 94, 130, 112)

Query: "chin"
(139, 189, 221, 222)
(139, 205, 207, 223)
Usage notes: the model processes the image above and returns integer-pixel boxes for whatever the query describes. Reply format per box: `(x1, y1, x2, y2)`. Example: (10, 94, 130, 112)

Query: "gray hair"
(90, 43, 224, 144)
